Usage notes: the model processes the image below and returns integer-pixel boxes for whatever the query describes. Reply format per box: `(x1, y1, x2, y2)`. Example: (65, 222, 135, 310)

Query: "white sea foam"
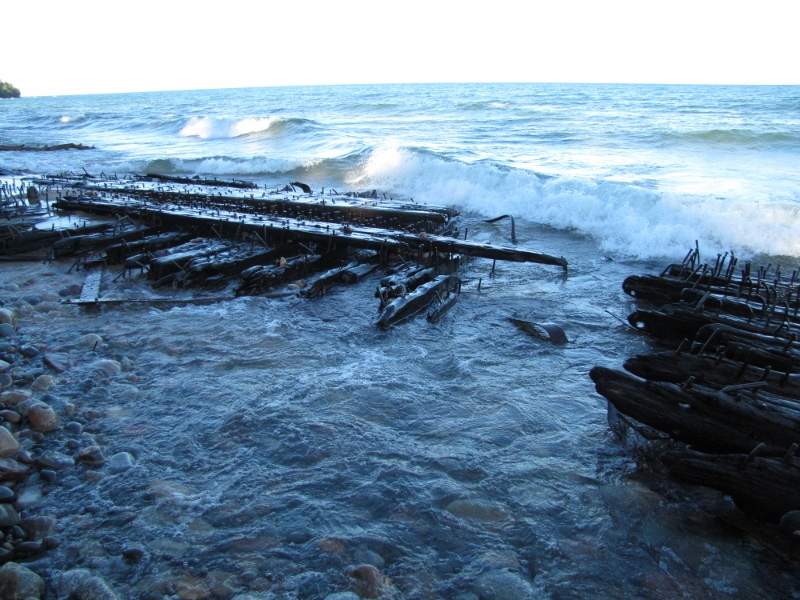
(179, 116, 282, 139)
(353, 143, 800, 259)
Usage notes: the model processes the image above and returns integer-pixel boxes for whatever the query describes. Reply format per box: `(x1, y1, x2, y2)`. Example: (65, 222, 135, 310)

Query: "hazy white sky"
(3, 0, 797, 96)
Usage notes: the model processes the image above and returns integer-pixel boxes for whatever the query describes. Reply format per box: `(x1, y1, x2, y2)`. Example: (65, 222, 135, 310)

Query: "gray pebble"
(65, 421, 83, 435)
(40, 469, 58, 483)
(19, 346, 39, 358)
(0, 486, 14, 502)
(0, 324, 14, 338)
(108, 452, 135, 474)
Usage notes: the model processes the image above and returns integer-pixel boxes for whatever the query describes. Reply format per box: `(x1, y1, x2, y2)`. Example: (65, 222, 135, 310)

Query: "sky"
(3, 0, 797, 96)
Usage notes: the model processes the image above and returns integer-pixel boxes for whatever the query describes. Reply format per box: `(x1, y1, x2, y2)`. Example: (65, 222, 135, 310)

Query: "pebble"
(36, 450, 74, 470)
(345, 564, 389, 598)
(77, 445, 106, 466)
(0, 308, 17, 326)
(14, 486, 41, 511)
(779, 510, 800, 535)
(0, 410, 20, 424)
(473, 569, 538, 600)
(40, 469, 58, 483)
(107, 451, 135, 473)
(0, 561, 45, 599)
(18, 346, 39, 358)
(0, 360, 10, 372)
(0, 390, 31, 405)
(0, 373, 12, 389)
(27, 403, 59, 432)
(0, 427, 20, 458)
(59, 569, 120, 600)
(0, 503, 20, 527)
(65, 421, 83, 435)
(79, 333, 103, 348)
(0, 486, 14, 502)
(94, 359, 122, 377)
(122, 545, 145, 563)
(0, 324, 15, 338)
(43, 353, 71, 374)
(21, 515, 56, 541)
(30, 374, 56, 392)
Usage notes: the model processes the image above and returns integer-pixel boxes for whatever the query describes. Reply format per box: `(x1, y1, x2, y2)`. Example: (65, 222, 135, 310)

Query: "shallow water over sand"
(3, 213, 799, 599)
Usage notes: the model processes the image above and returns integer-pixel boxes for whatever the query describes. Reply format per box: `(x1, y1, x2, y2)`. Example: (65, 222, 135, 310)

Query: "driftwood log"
(664, 449, 800, 522)
(589, 366, 800, 456)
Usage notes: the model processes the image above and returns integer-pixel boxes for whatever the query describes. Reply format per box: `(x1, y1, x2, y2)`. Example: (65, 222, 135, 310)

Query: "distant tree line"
(0, 81, 21, 98)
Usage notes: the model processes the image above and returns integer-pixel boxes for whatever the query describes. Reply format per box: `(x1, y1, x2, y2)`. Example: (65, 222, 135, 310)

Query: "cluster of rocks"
(0, 295, 128, 598)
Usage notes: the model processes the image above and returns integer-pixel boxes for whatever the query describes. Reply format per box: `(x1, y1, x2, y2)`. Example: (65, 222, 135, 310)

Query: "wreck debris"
(591, 244, 800, 526)
(2, 171, 568, 328)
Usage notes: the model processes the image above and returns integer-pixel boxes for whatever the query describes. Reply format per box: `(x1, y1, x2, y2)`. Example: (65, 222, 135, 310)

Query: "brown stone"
(27, 403, 59, 432)
(0, 428, 19, 458)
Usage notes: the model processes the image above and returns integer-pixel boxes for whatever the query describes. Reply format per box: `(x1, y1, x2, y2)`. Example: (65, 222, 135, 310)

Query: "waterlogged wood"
(148, 240, 232, 280)
(695, 323, 800, 356)
(508, 318, 568, 345)
(51, 224, 154, 258)
(0, 143, 94, 151)
(182, 246, 281, 282)
(628, 304, 799, 342)
(138, 173, 257, 189)
(623, 352, 800, 399)
(236, 254, 322, 296)
(427, 294, 458, 323)
(665, 450, 800, 521)
(377, 274, 461, 329)
(589, 366, 800, 455)
(79, 271, 103, 303)
(105, 231, 194, 263)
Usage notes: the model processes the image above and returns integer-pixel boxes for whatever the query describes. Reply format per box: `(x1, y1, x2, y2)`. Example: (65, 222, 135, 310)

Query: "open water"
(1, 83, 799, 598)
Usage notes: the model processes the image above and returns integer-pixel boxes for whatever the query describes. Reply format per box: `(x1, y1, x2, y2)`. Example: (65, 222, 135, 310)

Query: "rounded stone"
(79, 334, 104, 348)
(0, 486, 15, 502)
(21, 515, 57, 541)
(779, 510, 800, 535)
(0, 360, 10, 373)
(0, 410, 20, 424)
(94, 359, 122, 377)
(0, 373, 12, 389)
(65, 421, 83, 435)
(77, 445, 106, 466)
(345, 564, 387, 598)
(30, 374, 56, 392)
(0, 503, 20, 527)
(27, 403, 59, 432)
(108, 452, 135, 473)
(0, 390, 31, 406)
(0, 308, 17, 327)
(473, 569, 537, 600)
(0, 561, 45, 600)
(40, 469, 58, 484)
(0, 324, 14, 338)
(0, 427, 19, 458)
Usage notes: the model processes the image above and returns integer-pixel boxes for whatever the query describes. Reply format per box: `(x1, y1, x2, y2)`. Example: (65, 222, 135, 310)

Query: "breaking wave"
(349, 143, 800, 260)
(178, 116, 316, 139)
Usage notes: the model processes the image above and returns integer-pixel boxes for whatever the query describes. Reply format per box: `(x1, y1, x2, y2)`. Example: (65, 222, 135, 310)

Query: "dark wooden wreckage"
(1, 173, 568, 329)
(592, 245, 800, 527)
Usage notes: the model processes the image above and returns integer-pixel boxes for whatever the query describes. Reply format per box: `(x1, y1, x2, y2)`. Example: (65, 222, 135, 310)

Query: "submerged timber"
(591, 245, 800, 530)
(1, 173, 567, 328)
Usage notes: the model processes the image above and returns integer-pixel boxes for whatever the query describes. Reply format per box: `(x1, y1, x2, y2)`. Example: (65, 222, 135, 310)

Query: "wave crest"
(179, 116, 285, 139)
(349, 143, 800, 259)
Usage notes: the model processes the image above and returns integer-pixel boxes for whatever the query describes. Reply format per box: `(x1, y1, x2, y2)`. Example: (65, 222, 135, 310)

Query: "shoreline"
(0, 260, 135, 598)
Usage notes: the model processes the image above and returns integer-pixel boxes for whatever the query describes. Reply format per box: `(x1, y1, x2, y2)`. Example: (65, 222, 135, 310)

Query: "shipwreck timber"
(1, 172, 568, 328)
(592, 244, 800, 528)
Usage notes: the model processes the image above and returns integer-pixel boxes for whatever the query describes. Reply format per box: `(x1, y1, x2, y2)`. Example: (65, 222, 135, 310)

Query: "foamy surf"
(353, 143, 800, 259)
(179, 115, 284, 139)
